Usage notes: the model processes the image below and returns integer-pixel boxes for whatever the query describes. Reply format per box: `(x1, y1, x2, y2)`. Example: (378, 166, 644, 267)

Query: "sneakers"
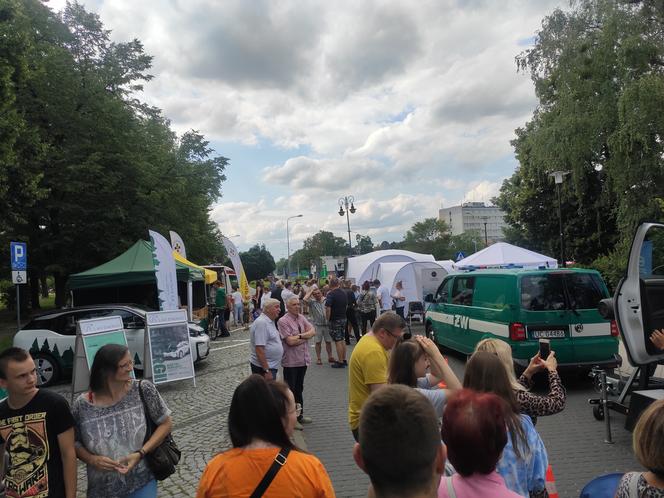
(298, 416, 313, 424)
(331, 361, 346, 368)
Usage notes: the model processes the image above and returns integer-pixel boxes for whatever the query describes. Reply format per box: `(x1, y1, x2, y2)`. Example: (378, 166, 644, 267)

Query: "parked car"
(163, 341, 191, 360)
(14, 304, 210, 386)
(424, 268, 621, 371)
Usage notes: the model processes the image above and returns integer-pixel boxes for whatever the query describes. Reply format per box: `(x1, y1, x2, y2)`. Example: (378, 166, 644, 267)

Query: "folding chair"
(408, 301, 425, 328)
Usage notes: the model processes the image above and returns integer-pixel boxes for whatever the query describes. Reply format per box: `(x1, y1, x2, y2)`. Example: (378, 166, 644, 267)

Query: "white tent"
(345, 250, 436, 285)
(437, 260, 455, 273)
(375, 261, 449, 311)
(453, 242, 557, 270)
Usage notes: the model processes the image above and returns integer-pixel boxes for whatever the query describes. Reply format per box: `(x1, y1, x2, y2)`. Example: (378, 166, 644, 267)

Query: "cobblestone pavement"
(47, 324, 644, 497)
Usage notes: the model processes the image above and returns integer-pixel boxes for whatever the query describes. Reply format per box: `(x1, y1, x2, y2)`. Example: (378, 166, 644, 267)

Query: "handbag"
(249, 447, 291, 498)
(138, 380, 181, 481)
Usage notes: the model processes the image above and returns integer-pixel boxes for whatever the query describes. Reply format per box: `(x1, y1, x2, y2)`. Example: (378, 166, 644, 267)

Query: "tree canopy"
(240, 244, 276, 282)
(496, 0, 664, 285)
(0, 0, 227, 307)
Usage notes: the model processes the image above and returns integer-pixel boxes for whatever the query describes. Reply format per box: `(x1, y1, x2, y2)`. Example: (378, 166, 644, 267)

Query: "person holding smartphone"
(475, 338, 566, 424)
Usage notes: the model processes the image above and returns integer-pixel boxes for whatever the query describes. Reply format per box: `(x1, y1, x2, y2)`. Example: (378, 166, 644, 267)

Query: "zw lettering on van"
(453, 315, 470, 330)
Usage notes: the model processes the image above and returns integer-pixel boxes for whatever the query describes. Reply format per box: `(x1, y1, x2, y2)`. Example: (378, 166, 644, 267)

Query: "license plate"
(530, 329, 566, 339)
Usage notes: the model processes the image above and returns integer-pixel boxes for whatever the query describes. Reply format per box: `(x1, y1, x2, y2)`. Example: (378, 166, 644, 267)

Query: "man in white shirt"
(375, 279, 392, 314)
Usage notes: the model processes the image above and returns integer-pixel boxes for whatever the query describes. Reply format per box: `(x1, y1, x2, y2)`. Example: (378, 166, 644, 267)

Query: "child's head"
(633, 399, 664, 474)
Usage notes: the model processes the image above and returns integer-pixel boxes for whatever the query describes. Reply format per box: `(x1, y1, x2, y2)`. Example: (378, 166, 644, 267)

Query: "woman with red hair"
(438, 389, 521, 497)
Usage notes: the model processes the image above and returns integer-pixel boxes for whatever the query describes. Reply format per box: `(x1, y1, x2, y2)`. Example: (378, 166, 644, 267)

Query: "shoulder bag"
(249, 447, 291, 498)
(138, 380, 181, 481)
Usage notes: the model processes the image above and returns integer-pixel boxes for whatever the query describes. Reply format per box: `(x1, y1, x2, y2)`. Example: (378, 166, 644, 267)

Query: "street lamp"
(286, 214, 303, 278)
(481, 217, 489, 247)
(549, 171, 570, 268)
(338, 195, 356, 257)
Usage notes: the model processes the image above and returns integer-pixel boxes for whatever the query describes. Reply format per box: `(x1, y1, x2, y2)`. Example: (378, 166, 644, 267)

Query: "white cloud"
(46, 0, 568, 256)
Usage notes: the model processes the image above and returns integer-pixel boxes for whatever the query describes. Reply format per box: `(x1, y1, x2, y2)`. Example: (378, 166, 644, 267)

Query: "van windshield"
(521, 273, 607, 311)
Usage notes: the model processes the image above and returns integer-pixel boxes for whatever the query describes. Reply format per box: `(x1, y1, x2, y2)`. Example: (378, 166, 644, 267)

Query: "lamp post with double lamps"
(549, 171, 569, 268)
(338, 196, 356, 257)
(286, 215, 303, 278)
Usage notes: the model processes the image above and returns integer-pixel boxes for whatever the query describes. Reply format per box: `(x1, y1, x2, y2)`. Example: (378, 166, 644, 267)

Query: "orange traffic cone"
(546, 465, 559, 498)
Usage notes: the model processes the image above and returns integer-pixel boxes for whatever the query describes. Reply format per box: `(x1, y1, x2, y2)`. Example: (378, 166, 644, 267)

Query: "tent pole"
(187, 282, 193, 321)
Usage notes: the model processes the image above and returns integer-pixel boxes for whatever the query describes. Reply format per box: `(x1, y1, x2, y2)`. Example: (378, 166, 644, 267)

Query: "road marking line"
(210, 341, 249, 352)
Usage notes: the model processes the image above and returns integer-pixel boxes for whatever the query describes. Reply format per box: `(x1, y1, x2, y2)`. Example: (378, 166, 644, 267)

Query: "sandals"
(316, 358, 323, 365)
(328, 358, 336, 364)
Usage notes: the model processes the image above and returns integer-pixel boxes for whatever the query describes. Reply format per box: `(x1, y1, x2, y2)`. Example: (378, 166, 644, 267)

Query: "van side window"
(452, 277, 475, 306)
(566, 273, 607, 309)
(521, 275, 565, 311)
(473, 277, 508, 309)
(435, 279, 450, 303)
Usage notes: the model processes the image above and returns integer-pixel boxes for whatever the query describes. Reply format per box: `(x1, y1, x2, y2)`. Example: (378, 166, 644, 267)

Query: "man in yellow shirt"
(348, 312, 406, 441)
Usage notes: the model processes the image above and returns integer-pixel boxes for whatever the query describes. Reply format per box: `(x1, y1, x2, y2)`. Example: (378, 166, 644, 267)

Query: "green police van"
(424, 268, 621, 370)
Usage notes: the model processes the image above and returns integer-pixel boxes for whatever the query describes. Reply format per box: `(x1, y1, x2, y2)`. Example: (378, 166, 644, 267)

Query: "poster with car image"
(145, 310, 195, 385)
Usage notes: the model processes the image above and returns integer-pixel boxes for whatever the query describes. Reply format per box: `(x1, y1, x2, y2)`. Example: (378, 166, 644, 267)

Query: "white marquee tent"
(453, 242, 557, 270)
(375, 261, 449, 311)
(345, 250, 436, 285)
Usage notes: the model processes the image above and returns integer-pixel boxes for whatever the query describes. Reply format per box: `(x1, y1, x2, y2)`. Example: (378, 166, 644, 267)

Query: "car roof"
(451, 268, 601, 277)
(29, 304, 149, 320)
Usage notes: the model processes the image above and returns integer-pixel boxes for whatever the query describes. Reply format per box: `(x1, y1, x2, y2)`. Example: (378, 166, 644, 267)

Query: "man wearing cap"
(348, 312, 406, 441)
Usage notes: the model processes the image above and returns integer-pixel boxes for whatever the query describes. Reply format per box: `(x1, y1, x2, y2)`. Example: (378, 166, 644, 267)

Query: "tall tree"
(240, 244, 276, 282)
(401, 218, 452, 259)
(497, 0, 664, 272)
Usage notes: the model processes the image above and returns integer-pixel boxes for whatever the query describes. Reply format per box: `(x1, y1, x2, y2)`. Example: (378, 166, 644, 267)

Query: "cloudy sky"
(49, 0, 565, 260)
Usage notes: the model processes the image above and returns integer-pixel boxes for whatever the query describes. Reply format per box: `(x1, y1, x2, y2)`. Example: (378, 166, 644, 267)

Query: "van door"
(563, 272, 616, 365)
(427, 277, 456, 349)
(519, 273, 576, 363)
(446, 275, 475, 352)
(614, 222, 664, 366)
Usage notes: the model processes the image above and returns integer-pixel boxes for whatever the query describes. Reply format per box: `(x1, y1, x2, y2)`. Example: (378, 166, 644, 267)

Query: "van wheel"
(34, 353, 60, 387)
(593, 405, 604, 421)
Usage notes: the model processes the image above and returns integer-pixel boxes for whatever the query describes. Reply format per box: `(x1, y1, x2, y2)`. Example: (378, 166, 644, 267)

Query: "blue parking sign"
(10, 242, 27, 271)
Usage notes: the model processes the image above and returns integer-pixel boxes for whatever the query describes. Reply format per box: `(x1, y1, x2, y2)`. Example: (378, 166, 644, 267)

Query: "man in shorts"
(325, 276, 348, 368)
(304, 286, 335, 364)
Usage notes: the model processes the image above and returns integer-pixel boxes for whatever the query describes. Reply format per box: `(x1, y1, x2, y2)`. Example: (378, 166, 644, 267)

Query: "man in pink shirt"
(278, 296, 316, 425)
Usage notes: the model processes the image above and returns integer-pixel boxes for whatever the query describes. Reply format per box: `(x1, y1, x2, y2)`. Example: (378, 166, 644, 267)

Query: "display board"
(144, 310, 195, 386)
(71, 316, 129, 401)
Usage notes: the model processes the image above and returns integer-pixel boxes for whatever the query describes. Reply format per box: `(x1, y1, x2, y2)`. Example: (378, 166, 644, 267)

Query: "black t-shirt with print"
(0, 389, 75, 498)
(325, 288, 348, 321)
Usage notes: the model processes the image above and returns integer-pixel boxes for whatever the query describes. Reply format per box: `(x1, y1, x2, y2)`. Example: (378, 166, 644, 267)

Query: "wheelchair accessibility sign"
(10, 242, 27, 285)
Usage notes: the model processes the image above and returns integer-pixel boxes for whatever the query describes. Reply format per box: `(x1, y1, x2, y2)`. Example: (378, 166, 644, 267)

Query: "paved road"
(46, 324, 642, 497)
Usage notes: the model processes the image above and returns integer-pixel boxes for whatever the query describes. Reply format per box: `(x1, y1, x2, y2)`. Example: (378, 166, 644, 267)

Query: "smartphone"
(539, 339, 551, 359)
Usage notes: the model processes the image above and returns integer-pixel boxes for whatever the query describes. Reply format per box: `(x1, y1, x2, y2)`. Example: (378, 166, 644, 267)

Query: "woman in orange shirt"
(196, 375, 335, 498)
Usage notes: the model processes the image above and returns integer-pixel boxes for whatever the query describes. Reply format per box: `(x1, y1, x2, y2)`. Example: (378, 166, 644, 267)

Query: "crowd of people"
(0, 277, 662, 497)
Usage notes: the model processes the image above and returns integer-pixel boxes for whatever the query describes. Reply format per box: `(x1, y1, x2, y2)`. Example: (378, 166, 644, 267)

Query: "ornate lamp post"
(338, 196, 356, 256)
(287, 214, 303, 277)
(549, 171, 569, 268)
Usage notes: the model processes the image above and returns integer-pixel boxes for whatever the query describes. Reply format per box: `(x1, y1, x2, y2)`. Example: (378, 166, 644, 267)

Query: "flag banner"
(169, 230, 187, 259)
(221, 236, 251, 300)
(149, 230, 179, 311)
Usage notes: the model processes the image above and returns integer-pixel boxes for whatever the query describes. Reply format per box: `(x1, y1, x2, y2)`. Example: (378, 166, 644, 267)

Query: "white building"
(439, 202, 507, 241)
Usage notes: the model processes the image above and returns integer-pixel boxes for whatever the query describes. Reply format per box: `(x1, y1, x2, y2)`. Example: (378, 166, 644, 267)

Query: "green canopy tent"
(68, 240, 205, 309)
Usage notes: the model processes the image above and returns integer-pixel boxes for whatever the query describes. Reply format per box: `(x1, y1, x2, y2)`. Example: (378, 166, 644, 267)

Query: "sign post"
(10, 242, 27, 332)
(144, 310, 195, 387)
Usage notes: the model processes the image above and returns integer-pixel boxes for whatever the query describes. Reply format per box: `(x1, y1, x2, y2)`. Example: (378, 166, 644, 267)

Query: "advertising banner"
(169, 230, 187, 259)
(145, 310, 195, 385)
(149, 230, 179, 311)
(221, 236, 250, 300)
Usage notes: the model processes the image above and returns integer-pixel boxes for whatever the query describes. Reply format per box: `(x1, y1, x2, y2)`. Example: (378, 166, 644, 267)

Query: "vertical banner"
(221, 236, 250, 300)
(149, 230, 179, 311)
(169, 230, 187, 259)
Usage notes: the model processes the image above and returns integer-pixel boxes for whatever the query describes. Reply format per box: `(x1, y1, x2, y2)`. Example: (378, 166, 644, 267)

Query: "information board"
(71, 316, 129, 401)
(144, 310, 195, 386)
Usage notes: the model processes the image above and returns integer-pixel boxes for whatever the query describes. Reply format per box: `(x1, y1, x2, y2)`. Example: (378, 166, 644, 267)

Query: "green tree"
(240, 244, 276, 282)
(497, 0, 664, 269)
(401, 218, 452, 259)
(356, 235, 374, 255)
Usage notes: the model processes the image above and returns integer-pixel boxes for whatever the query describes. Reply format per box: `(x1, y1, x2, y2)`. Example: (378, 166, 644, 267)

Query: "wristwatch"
(263, 368, 270, 374)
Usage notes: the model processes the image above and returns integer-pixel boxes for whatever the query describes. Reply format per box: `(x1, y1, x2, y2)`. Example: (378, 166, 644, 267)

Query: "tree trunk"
(54, 274, 68, 308)
(40, 274, 49, 298)
(29, 272, 40, 310)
